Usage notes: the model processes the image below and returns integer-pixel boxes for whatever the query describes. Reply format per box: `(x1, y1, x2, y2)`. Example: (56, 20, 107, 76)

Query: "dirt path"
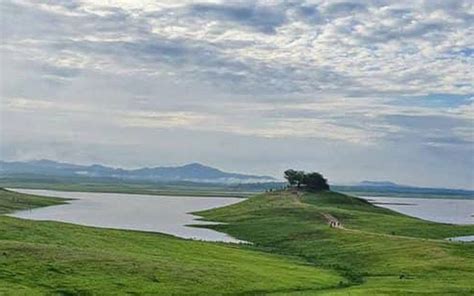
(290, 192, 449, 242)
(322, 213, 343, 229)
(289, 191, 343, 229)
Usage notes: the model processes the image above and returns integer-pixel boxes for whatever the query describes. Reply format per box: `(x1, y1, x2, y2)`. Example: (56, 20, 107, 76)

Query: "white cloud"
(3, 0, 473, 95)
(1, 0, 473, 188)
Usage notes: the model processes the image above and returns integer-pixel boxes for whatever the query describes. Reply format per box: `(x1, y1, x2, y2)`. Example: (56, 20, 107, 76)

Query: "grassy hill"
(0, 188, 342, 295)
(1, 188, 473, 295)
(197, 190, 474, 295)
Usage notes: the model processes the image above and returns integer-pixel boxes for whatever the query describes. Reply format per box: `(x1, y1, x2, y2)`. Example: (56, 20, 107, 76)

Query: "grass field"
(197, 190, 474, 295)
(1, 188, 473, 295)
(0, 188, 342, 295)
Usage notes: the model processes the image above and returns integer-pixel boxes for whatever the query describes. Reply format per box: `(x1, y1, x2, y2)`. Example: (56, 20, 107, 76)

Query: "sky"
(0, 0, 473, 189)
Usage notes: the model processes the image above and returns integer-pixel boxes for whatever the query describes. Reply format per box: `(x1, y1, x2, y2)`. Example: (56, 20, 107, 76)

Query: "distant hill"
(334, 181, 473, 199)
(0, 160, 275, 184)
(357, 181, 410, 188)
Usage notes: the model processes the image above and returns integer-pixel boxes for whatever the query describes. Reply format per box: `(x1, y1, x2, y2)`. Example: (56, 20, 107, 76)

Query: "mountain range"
(0, 160, 276, 184)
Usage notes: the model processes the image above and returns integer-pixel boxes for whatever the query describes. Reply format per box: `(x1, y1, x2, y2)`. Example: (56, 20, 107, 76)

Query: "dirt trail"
(290, 191, 343, 229)
(290, 191, 448, 242)
(322, 213, 343, 229)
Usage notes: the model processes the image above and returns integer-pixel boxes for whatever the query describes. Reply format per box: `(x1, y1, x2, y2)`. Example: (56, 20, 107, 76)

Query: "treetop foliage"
(284, 169, 330, 191)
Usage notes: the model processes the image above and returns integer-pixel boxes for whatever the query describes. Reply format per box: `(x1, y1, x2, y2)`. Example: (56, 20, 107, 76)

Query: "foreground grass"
(197, 190, 474, 295)
(0, 188, 342, 295)
(1, 188, 473, 295)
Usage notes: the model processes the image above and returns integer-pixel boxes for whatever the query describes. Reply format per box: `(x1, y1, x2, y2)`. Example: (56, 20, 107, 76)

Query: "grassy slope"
(197, 190, 474, 295)
(0, 188, 68, 213)
(0, 188, 342, 295)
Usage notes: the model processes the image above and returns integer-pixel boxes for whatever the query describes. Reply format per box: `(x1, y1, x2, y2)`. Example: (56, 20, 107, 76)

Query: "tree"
(284, 169, 298, 186)
(284, 170, 330, 191)
(284, 169, 305, 188)
(303, 172, 330, 191)
(294, 171, 305, 188)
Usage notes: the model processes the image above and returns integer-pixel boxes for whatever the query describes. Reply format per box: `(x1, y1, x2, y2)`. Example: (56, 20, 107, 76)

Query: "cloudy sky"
(1, 0, 473, 188)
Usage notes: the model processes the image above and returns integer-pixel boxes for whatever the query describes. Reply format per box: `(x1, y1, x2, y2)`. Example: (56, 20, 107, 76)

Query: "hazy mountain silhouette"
(0, 160, 275, 184)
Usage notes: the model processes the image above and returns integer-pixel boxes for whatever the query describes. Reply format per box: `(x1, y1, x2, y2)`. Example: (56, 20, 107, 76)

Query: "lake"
(361, 196, 474, 242)
(8, 189, 245, 243)
(360, 196, 474, 225)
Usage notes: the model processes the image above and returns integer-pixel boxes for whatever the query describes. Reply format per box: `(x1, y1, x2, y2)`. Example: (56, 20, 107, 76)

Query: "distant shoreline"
(3, 186, 250, 199)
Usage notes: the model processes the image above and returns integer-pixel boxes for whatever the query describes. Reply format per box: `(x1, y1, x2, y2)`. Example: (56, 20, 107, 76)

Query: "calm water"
(449, 235, 474, 242)
(361, 196, 474, 242)
(361, 196, 474, 225)
(8, 189, 245, 243)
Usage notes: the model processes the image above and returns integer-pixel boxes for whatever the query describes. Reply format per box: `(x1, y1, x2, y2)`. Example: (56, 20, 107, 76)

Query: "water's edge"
(7, 188, 247, 244)
(361, 196, 474, 242)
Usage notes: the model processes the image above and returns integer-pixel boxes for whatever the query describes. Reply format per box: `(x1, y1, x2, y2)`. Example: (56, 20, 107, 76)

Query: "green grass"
(0, 188, 342, 295)
(0, 188, 68, 214)
(1, 188, 473, 295)
(197, 190, 474, 295)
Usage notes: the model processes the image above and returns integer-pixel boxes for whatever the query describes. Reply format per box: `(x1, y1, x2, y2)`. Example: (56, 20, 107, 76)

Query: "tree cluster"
(284, 169, 330, 192)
